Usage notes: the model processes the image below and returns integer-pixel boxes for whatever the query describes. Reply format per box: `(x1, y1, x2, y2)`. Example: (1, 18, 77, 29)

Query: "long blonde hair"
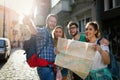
(52, 25, 66, 47)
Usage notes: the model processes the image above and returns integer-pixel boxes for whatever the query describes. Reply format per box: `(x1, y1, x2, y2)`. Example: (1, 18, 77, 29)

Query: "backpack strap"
(96, 38, 102, 45)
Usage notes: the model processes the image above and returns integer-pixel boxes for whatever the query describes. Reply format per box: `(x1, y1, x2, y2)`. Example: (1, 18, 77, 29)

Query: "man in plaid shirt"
(23, 14, 57, 80)
(37, 14, 57, 80)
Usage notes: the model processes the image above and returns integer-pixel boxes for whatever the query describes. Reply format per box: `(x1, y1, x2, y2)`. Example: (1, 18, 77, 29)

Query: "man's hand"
(23, 16, 38, 35)
(23, 16, 33, 26)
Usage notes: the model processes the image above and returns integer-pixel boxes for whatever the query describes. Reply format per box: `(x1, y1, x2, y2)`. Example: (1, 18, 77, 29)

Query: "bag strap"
(96, 38, 102, 45)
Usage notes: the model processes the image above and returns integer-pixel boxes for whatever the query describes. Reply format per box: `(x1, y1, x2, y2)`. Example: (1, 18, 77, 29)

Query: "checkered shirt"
(36, 27, 55, 62)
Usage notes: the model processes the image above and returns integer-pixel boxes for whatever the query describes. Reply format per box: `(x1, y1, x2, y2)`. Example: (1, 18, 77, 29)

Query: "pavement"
(0, 48, 40, 80)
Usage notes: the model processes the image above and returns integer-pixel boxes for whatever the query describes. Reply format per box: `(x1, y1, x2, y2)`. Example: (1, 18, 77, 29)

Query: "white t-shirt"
(91, 43, 110, 70)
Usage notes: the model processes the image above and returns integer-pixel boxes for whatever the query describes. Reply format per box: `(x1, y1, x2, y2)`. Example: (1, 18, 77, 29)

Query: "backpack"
(23, 35, 49, 68)
(97, 38, 120, 78)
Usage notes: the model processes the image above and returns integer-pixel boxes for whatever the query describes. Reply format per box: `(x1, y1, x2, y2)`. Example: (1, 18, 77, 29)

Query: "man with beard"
(23, 14, 57, 80)
(67, 21, 85, 80)
(67, 21, 86, 42)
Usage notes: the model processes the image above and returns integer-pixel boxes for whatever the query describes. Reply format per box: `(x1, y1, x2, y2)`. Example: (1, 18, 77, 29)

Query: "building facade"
(32, 0, 51, 26)
(96, 0, 120, 63)
(51, 0, 96, 37)
(0, 5, 20, 40)
(0, 5, 32, 48)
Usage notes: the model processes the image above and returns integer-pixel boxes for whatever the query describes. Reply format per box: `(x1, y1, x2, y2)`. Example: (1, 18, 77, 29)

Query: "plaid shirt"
(36, 27, 55, 62)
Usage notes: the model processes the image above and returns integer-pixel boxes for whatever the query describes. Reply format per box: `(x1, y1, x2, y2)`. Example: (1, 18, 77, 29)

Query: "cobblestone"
(0, 48, 40, 80)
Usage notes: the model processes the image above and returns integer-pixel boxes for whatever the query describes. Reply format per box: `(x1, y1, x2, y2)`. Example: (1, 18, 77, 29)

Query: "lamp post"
(3, 0, 6, 37)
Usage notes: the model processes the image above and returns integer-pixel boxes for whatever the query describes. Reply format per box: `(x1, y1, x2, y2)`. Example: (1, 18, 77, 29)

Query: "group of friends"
(23, 14, 113, 80)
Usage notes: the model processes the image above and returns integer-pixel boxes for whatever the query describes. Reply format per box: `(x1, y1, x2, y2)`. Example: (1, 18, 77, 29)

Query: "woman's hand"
(55, 49, 60, 55)
(92, 44, 102, 52)
(100, 38, 109, 46)
(92, 44, 110, 65)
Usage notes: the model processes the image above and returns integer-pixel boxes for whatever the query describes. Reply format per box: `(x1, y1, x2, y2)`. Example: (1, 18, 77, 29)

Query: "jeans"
(37, 67, 55, 80)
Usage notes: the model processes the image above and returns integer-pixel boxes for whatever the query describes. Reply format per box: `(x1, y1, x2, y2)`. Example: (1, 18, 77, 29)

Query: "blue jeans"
(37, 67, 55, 80)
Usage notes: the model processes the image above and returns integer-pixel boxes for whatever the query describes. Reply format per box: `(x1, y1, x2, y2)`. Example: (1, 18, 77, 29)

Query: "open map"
(55, 38, 96, 79)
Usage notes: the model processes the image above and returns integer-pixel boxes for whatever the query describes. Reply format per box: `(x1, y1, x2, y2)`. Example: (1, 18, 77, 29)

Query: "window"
(0, 40, 5, 47)
(104, 0, 120, 11)
(115, 0, 120, 7)
(78, 17, 92, 32)
(109, 0, 113, 9)
(51, 0, 60, 7)
(70, 0, 75, 4)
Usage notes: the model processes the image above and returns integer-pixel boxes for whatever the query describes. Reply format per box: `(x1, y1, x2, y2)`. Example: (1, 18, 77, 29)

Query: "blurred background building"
(32, 0, 51, 27)
(51, 0, 96, 37)
(96, 0, 120, 62)
(0, 0, 51, 47)
(0, 5, 20, 41)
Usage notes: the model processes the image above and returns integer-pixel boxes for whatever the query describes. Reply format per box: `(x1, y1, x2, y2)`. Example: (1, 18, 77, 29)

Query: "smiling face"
(85, 24, 97, 40)
(68, 25, 78, 37)
(54, 27, 63, 39)
(46, 16, 57, 30)
(52, 26, 64, 47)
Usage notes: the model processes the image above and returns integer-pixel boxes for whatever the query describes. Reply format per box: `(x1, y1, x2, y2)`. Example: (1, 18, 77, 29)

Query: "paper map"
(55, 38, 96, 79)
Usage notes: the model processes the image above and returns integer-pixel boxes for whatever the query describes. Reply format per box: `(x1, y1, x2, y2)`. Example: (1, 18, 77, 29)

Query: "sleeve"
(100, 44, 110, 53)
(36, 28, 48, 51)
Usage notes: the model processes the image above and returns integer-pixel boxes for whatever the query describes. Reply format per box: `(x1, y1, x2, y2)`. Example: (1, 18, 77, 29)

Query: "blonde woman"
(52, 26, 69, 80)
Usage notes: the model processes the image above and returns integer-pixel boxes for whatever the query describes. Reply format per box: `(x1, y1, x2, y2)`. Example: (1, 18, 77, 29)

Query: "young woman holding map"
(52, 25, 69, 80)
(85, 21, 112, 80)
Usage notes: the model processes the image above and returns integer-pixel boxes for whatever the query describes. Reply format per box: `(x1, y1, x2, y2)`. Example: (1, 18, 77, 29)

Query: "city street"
(0, 0, 120, 80)
(0, 48, 39, 80)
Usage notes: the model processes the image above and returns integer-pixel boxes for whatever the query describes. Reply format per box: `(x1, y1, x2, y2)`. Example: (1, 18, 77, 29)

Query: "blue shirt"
(36, 27, 55, 62)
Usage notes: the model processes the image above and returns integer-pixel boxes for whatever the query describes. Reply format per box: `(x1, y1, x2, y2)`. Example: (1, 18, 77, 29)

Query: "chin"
(51, 27, 55, 30)
(70, 33, 74, 36)
(86, 36, 90, 39)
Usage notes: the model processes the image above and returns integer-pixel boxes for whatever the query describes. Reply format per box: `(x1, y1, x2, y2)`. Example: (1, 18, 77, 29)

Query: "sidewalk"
(0, 48, 40, 80)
